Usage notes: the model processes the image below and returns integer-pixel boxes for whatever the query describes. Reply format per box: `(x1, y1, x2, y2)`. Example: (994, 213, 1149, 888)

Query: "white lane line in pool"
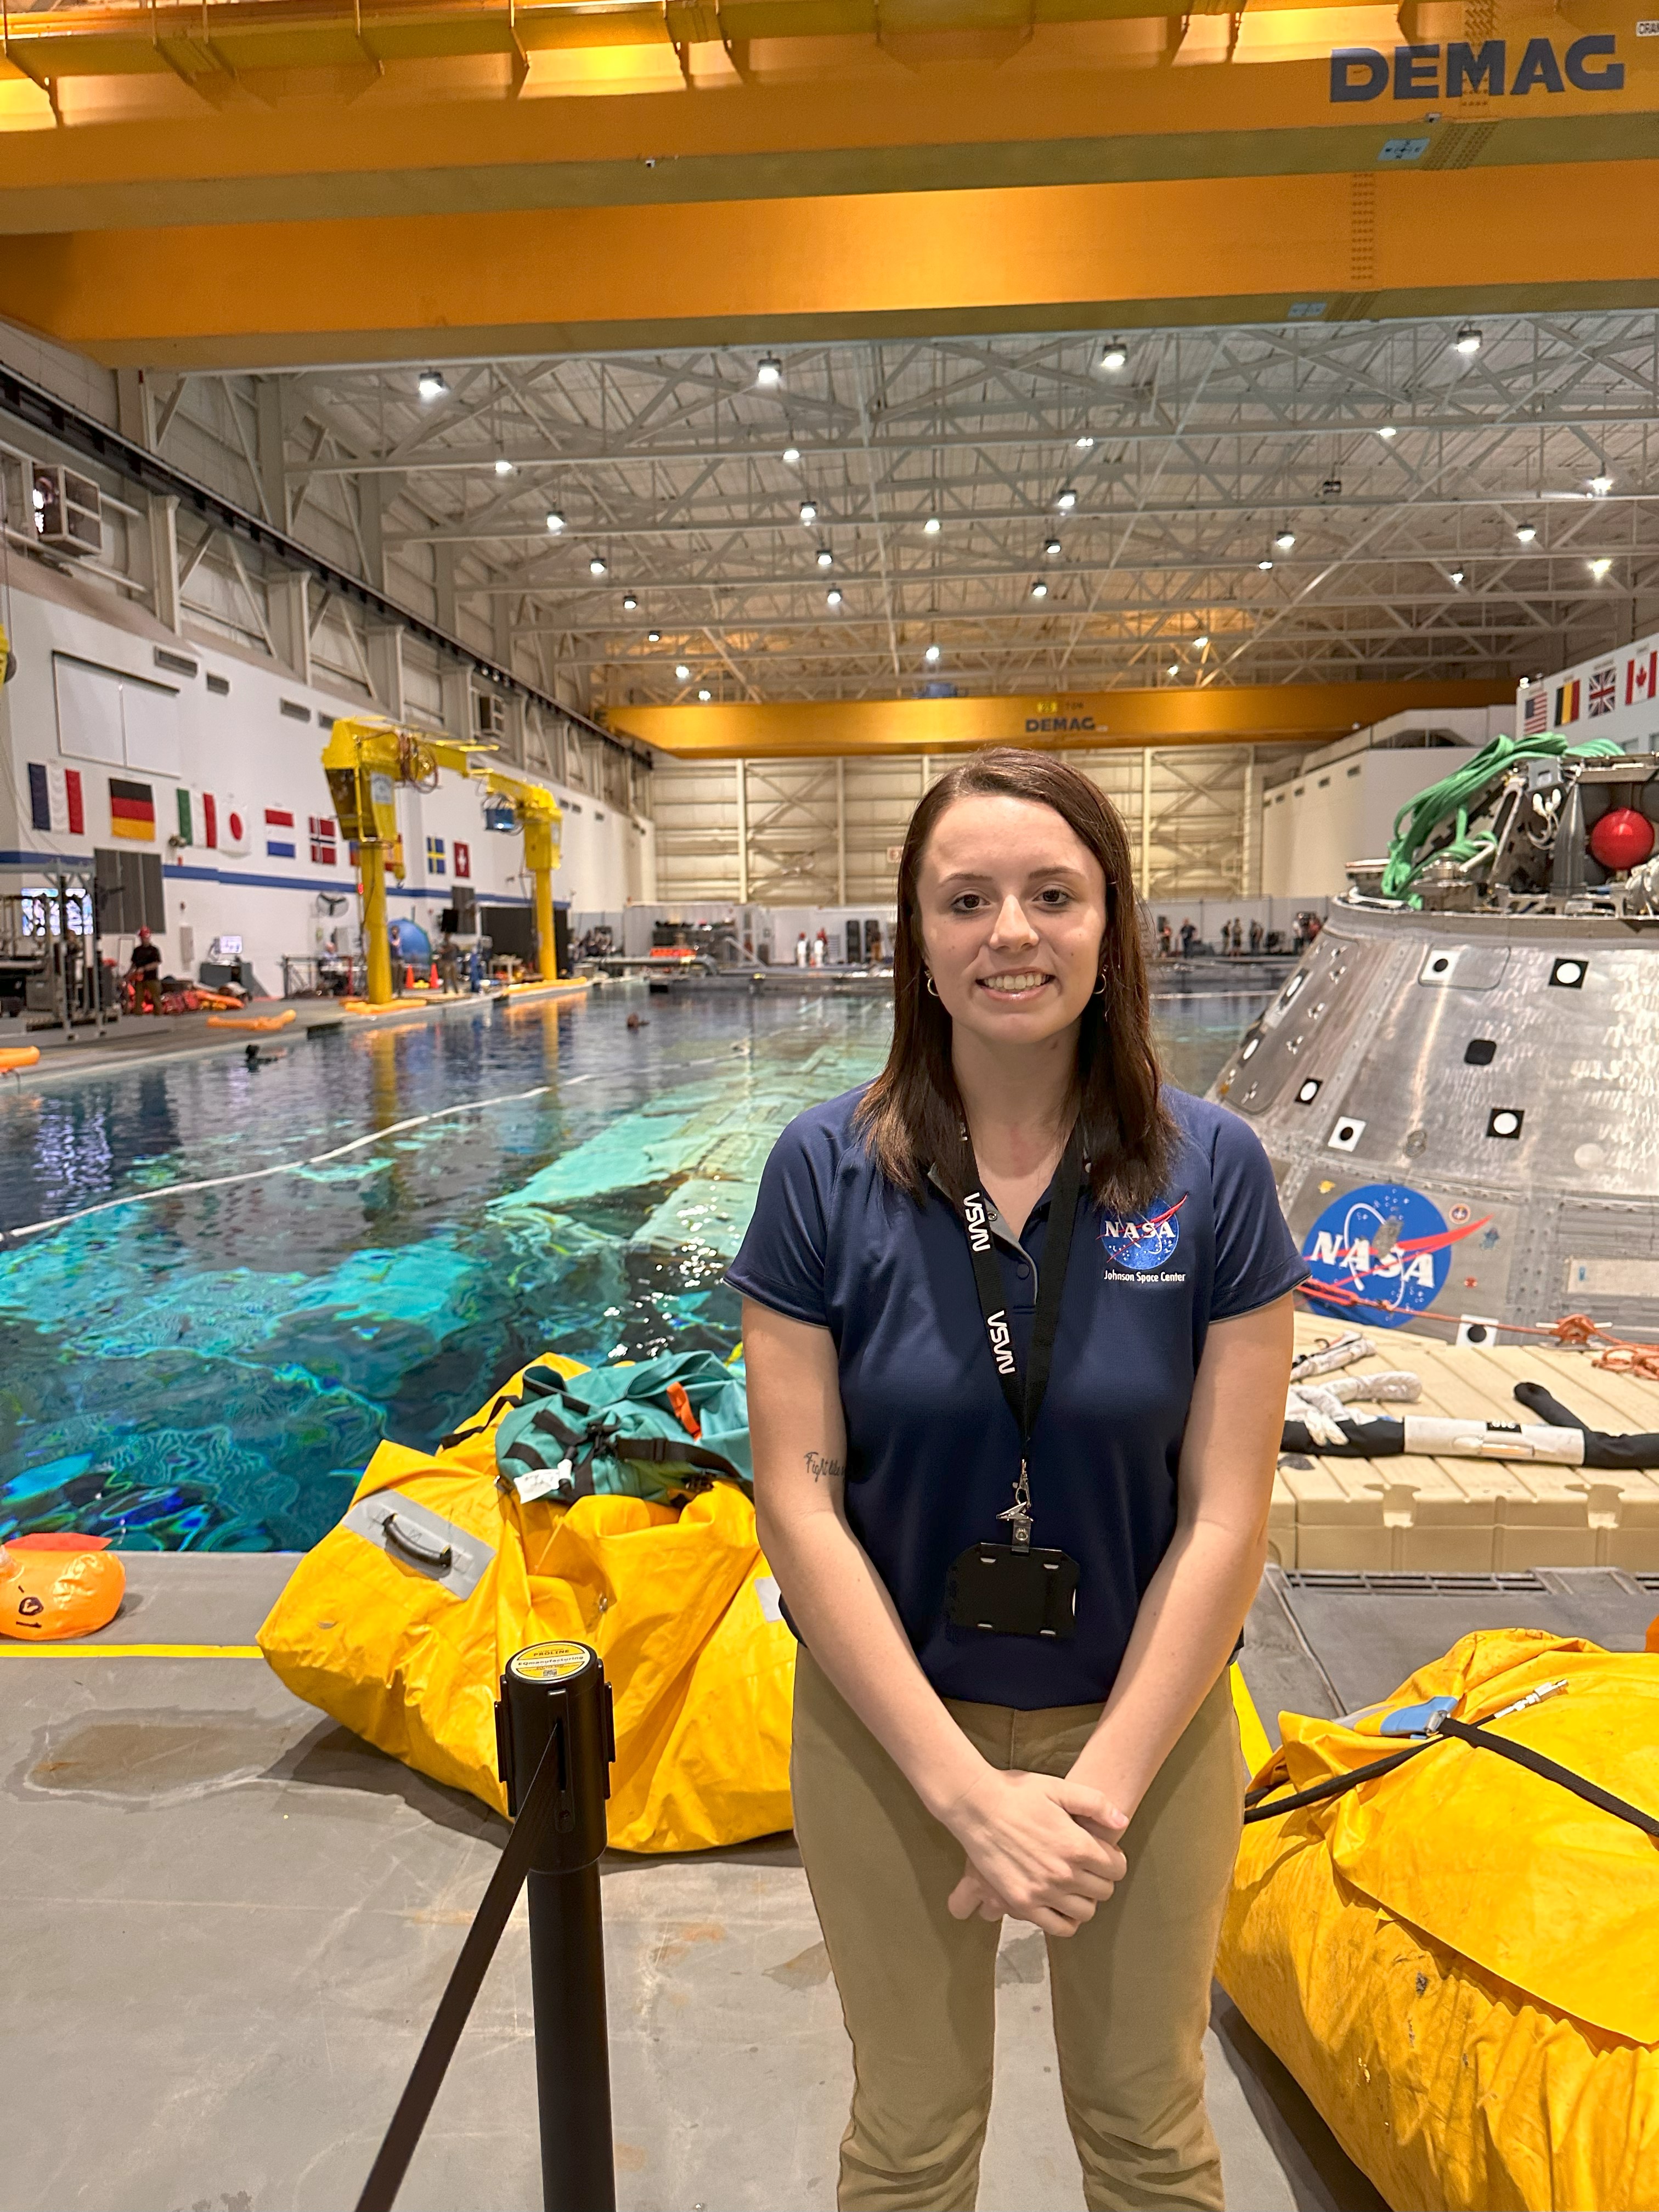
(3, 1082, 555, 1243)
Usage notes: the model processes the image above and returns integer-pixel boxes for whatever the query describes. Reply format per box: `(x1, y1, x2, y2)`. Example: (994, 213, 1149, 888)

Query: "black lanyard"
(960, 1126, 1084, 1553)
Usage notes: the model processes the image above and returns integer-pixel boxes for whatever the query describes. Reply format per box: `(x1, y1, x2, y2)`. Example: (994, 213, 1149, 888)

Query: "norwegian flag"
(1522, 687, 1550, 735)
(1589, 664, 1617, 717)
(1628, 651, 1659, 707)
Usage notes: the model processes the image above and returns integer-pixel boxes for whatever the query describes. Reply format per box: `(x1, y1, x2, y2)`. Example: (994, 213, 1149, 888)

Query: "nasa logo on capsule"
(1300, 1182, 1487, 1330)
(1099, 1194, 1187, 1272)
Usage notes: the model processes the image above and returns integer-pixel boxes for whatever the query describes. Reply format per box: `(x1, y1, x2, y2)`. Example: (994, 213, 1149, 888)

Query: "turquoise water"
(0, 985, 1260, 1551)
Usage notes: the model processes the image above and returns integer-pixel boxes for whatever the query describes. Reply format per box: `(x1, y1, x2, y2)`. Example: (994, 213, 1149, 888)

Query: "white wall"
(0, 565, 649, 992)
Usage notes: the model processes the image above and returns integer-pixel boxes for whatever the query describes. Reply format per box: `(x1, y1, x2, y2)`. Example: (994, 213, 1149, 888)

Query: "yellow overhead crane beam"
(0, 1, 1654, 360)
(321, 716, 563, 1006)
(601, 679, 1517, 760)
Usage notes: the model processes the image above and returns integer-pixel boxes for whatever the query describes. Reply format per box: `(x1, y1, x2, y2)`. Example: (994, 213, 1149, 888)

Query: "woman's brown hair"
(856, 746, 1177, 1213)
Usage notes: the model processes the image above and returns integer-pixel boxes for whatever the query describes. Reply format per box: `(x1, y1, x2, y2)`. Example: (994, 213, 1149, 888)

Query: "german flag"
(109, 776, 156, 842)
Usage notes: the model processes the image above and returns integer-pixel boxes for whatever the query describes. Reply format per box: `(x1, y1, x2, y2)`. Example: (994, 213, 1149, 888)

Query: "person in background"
(1178, 917, 1197, 958)
(736, 747, 1302, 2212)
(1157, 916, 1172, 960)
(797, 932, 811, 967)
(127, 926, 162, 1013)
(1249, 918, 1263, 955)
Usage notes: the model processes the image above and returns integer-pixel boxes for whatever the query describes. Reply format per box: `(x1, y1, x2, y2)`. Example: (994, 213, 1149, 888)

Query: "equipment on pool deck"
(0, 1045, 41, 1073)
(205, 1007, 296, 1032)
(356, 1640, 619, 2212)
(0, 1533, 125, 1639)
(1220, 1627, 1659, 2212)
(257, 1353, 793, 1852)
(321, 718, 564, 1007)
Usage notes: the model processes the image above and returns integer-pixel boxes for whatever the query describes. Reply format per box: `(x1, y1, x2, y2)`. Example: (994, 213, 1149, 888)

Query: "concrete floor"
(0, 1557, 1391, 2212)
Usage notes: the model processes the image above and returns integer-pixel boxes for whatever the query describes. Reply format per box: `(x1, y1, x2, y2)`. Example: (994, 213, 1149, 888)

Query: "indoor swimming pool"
(0, 985, 1266, 1551)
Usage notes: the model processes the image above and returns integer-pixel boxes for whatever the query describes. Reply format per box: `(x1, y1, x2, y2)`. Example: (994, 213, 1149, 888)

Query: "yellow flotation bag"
(1219, 1628, 1659, 2212)
(257, 1356, 794, 1852)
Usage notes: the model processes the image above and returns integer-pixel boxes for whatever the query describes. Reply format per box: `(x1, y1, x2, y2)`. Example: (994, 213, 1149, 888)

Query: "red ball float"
(1587, 805, 1656, 873)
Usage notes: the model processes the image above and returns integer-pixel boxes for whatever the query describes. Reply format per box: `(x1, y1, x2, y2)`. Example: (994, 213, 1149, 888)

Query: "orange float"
(0, 1534, 126, 1641)
(0, 1044, 42, 1072)
(206, 1008, 296, 1032)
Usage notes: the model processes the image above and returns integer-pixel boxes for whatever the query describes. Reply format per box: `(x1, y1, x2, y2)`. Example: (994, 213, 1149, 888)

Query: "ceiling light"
(1591, 473, 1613, 496)
(1449, 567, 1465, 586)
(1075, 435, 1095, 450)
(1454, 324, 1482, 357)
(1056, 487, 1077, 511)
(1515, 523, 1537, 544)
(1030, 579, 1048, 599)
(675, 662, 691, 680)
(647, 629, 662, 642)
(1258, 558, 1274, 571)
(1166, 663, 1179, 677)
(1274, 528, 1296, 551)
(799, 500, 817, 524)
(494, 458, 515, 476)
(827, 588, 843, 607)
(589, 555, 607, 576)
(924, 644, 941, 664)
(417, 369, 448, 402)
(1101, 342, 1127, 371)
(697, 687, 712, 701)
(1590, 556, 1613, 579)
(923, 515, 941, 535)
(1194, 633, 1210, 648)
(757, 356, 783, 390)
(816, 549, 833, 569)
(545, 510, 565, 533)
(622, 592, 637, 610)
(783, 445, 800, 465)
(1043, 537, 1062, 557)
(1378, 424, 1398, 441)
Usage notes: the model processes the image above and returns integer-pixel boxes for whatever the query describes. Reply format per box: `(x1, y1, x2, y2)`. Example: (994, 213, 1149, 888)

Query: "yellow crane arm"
(319, 717, 566, 1000)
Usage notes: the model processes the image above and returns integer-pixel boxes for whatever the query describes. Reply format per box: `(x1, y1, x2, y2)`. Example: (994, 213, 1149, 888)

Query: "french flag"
(27, 761, 84, 837)
(266, 806, 296, 860)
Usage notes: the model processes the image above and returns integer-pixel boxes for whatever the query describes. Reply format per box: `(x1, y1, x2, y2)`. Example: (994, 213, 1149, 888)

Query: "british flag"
(1522, 686, 1549, 735)
(1589, 664, 1617, 716)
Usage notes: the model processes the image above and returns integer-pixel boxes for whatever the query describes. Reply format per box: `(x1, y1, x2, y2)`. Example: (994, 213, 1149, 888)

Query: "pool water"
(0, 984, 1263, 1551)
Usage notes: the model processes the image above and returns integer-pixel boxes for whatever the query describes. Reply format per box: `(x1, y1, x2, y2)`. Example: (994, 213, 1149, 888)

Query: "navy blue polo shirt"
(726, 1085, 1307, 1708)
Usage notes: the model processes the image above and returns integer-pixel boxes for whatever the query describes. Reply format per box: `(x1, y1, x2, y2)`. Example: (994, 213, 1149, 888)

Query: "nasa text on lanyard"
(946, 1127, 1083, 1643)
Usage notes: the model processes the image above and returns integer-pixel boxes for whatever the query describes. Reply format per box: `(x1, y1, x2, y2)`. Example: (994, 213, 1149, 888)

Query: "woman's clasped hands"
(940, 1767, 1129, 1937)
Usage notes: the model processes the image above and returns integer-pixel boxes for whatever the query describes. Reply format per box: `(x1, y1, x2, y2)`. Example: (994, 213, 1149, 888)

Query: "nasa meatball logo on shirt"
(1098, 1194, 1188, 1283)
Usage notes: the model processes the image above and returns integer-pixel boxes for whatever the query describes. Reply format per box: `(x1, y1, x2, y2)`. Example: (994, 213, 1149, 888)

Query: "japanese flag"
(216, 794, 251, 857)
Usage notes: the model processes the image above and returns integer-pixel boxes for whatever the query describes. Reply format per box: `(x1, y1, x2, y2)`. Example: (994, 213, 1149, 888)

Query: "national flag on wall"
(1521, 687, 1550, 736)
(1628, 651, 1659, 707)
(1555, 679, 1582, 726)
(309, 815, 337, 866)
(426, 835, 447, 877)
(28, 762, 84, 836)
(109, 776, 155, 842)
(453, 840, 471, 880)
(1588, 664, 1617, 717)
(217, 797, 250, 858)
(266, 806, 296, 860)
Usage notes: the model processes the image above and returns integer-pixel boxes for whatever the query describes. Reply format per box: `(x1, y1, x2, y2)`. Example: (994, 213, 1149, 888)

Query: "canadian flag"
(1628, 651, 1658, 707)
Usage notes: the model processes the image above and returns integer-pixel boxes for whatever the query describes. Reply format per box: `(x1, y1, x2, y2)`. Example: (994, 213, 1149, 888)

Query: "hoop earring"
(1093, 973, 1108, 997)
(925, 973, 940, 998)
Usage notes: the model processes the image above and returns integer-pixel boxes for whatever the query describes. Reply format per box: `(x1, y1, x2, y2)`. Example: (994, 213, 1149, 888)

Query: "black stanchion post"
(497, 1641, 618, 2212)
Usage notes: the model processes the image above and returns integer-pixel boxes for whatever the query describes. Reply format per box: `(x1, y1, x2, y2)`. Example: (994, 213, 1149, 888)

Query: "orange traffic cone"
(404, 962, 415, 989)
(428, 958, 439, 989)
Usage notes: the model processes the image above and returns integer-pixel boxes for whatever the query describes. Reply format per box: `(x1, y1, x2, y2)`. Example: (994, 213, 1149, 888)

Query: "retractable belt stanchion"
(499, 1642, 619, 2212)
(354, 1640, 617, 2212)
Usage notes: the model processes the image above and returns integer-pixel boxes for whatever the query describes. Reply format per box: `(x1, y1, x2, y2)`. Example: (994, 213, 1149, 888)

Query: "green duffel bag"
(446, 1349, 752, 1508)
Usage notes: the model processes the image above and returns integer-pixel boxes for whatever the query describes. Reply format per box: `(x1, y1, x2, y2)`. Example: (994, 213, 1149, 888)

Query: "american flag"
(1589, 664, 1617, 716)
(1522, 687, 1549, 735)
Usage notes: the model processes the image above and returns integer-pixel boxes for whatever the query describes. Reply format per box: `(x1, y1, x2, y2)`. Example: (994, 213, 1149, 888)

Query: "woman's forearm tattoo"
(804, 1450, 844, 1483)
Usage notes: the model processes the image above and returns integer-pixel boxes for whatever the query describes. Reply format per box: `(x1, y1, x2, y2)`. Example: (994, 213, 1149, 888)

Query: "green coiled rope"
(1380, 730, 1626, 902)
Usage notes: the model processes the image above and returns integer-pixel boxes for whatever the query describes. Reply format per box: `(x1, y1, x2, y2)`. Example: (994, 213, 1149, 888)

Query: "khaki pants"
(791, 1648, 1244, 2212)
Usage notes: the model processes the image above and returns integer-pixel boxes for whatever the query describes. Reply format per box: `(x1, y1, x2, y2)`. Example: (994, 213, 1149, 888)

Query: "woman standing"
(729, 749, 1306, 2211)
